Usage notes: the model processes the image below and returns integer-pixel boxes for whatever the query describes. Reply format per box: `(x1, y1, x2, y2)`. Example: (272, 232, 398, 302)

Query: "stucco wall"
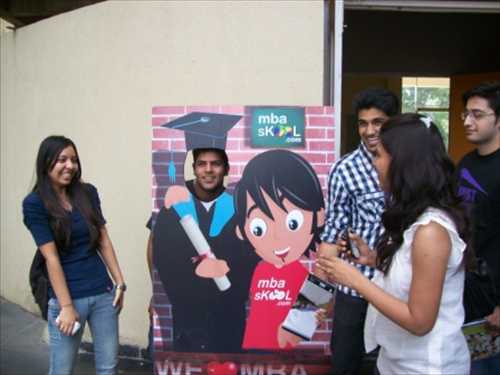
(0, 0, 324, 346)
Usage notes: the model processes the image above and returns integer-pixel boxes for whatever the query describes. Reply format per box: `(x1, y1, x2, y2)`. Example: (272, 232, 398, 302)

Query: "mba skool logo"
(251, 107, 305, 148)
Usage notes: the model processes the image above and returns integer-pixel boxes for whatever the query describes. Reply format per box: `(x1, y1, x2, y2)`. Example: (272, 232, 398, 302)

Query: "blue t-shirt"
(22, 184, 113, 299)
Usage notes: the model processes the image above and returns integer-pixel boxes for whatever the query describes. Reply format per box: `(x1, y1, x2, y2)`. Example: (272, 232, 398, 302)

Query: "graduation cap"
(161, 112, 241, 182)
(162, 112, 242, 151)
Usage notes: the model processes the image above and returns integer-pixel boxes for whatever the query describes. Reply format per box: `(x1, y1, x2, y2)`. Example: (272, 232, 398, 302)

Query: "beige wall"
(0, 1, 324, 346)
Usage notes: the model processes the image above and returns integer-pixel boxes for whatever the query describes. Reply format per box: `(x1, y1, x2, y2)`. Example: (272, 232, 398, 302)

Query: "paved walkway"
(1, 297, 379, 375)
(0, 297, 152, 375)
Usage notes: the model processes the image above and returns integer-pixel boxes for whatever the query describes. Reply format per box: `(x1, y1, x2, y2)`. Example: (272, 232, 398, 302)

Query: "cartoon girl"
(233, 149, 325, 350)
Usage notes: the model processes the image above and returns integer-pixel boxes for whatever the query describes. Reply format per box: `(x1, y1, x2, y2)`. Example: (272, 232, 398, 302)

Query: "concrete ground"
(1, 297, 376, 375)
(0, 297, 152, 375)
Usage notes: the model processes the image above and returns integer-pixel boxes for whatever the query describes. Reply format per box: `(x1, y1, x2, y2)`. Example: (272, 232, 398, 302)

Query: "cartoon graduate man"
(233, 149, 325, 350)
(152, 112, 258, 353)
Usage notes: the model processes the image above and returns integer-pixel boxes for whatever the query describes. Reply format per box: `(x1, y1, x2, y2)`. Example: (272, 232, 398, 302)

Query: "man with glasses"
(318, 88, 399, 375)
(457, 81, 500, 374)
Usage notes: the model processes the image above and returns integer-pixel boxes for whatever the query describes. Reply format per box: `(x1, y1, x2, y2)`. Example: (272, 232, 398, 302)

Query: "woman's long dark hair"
(376, 114, 471, 274)
(33, 136, 102, 253)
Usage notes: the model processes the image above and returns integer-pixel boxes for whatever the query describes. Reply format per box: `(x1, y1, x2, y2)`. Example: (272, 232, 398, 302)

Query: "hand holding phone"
(55, 315, 81, 335)
(340, 228, 360, 258)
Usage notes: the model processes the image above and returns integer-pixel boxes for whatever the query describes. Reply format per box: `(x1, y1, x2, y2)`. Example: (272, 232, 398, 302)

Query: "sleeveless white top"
(364, 208, 470, 375)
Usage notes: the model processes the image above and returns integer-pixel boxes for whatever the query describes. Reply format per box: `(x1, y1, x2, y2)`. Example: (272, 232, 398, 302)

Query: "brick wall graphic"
(151, 105, 336, 368)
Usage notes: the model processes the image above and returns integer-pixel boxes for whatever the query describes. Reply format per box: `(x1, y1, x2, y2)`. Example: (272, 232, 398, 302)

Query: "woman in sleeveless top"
(318, 114, 471, 374)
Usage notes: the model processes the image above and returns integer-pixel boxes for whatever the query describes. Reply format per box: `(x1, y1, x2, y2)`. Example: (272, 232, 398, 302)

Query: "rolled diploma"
(179, 214, 231, 291)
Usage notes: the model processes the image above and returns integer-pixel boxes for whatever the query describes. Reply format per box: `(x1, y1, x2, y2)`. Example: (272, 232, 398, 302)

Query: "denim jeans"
(47, 290, 119, 375)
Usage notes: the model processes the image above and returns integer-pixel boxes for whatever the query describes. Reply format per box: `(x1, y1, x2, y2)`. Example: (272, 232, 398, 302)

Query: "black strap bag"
(29, 249, 49, 320)
(463, 258, 497, 323)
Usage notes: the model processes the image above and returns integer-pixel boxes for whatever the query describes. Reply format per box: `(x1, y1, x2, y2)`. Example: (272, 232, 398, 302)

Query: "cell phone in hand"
(55, 316, 81, 335)
(341, 228, 360, 258)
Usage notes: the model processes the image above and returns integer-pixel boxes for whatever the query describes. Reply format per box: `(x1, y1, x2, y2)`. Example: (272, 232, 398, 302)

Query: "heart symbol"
(207, 361, 238, 375)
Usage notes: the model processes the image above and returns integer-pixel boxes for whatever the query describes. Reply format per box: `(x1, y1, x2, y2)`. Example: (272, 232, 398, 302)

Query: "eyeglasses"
(460, 110, 496, 121)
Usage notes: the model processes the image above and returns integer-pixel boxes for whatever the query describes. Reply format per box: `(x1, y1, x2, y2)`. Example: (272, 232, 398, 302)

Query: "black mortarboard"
(162, 112, 241, 151)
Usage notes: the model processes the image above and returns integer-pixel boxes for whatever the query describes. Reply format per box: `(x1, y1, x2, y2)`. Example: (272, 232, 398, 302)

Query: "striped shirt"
(321, 142, 385, 297)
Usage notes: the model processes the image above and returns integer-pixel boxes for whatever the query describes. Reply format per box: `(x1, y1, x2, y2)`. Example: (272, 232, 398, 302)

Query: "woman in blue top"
(22, 135, 126, 375)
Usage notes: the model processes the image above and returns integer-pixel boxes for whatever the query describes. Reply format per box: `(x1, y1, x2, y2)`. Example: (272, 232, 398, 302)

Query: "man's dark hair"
(353, 88, 400, 117)
(462, 81, 500, 117)
(192, 148, 229, 170)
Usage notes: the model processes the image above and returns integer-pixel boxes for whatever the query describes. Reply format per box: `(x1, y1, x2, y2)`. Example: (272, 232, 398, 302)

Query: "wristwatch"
(116, 283, 127, 292)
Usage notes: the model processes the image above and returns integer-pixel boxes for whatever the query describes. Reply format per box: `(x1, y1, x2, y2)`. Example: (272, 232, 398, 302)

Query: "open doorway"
(339, 7, 500, 160)
(402, 77, 450, 148)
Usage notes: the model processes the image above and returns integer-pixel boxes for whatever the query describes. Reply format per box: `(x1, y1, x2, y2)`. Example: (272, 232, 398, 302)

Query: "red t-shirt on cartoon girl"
(243, 260, 308, 350)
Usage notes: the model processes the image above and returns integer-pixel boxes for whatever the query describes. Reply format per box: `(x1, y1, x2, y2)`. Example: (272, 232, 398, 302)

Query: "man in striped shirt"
(320, 88, 399, 375)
